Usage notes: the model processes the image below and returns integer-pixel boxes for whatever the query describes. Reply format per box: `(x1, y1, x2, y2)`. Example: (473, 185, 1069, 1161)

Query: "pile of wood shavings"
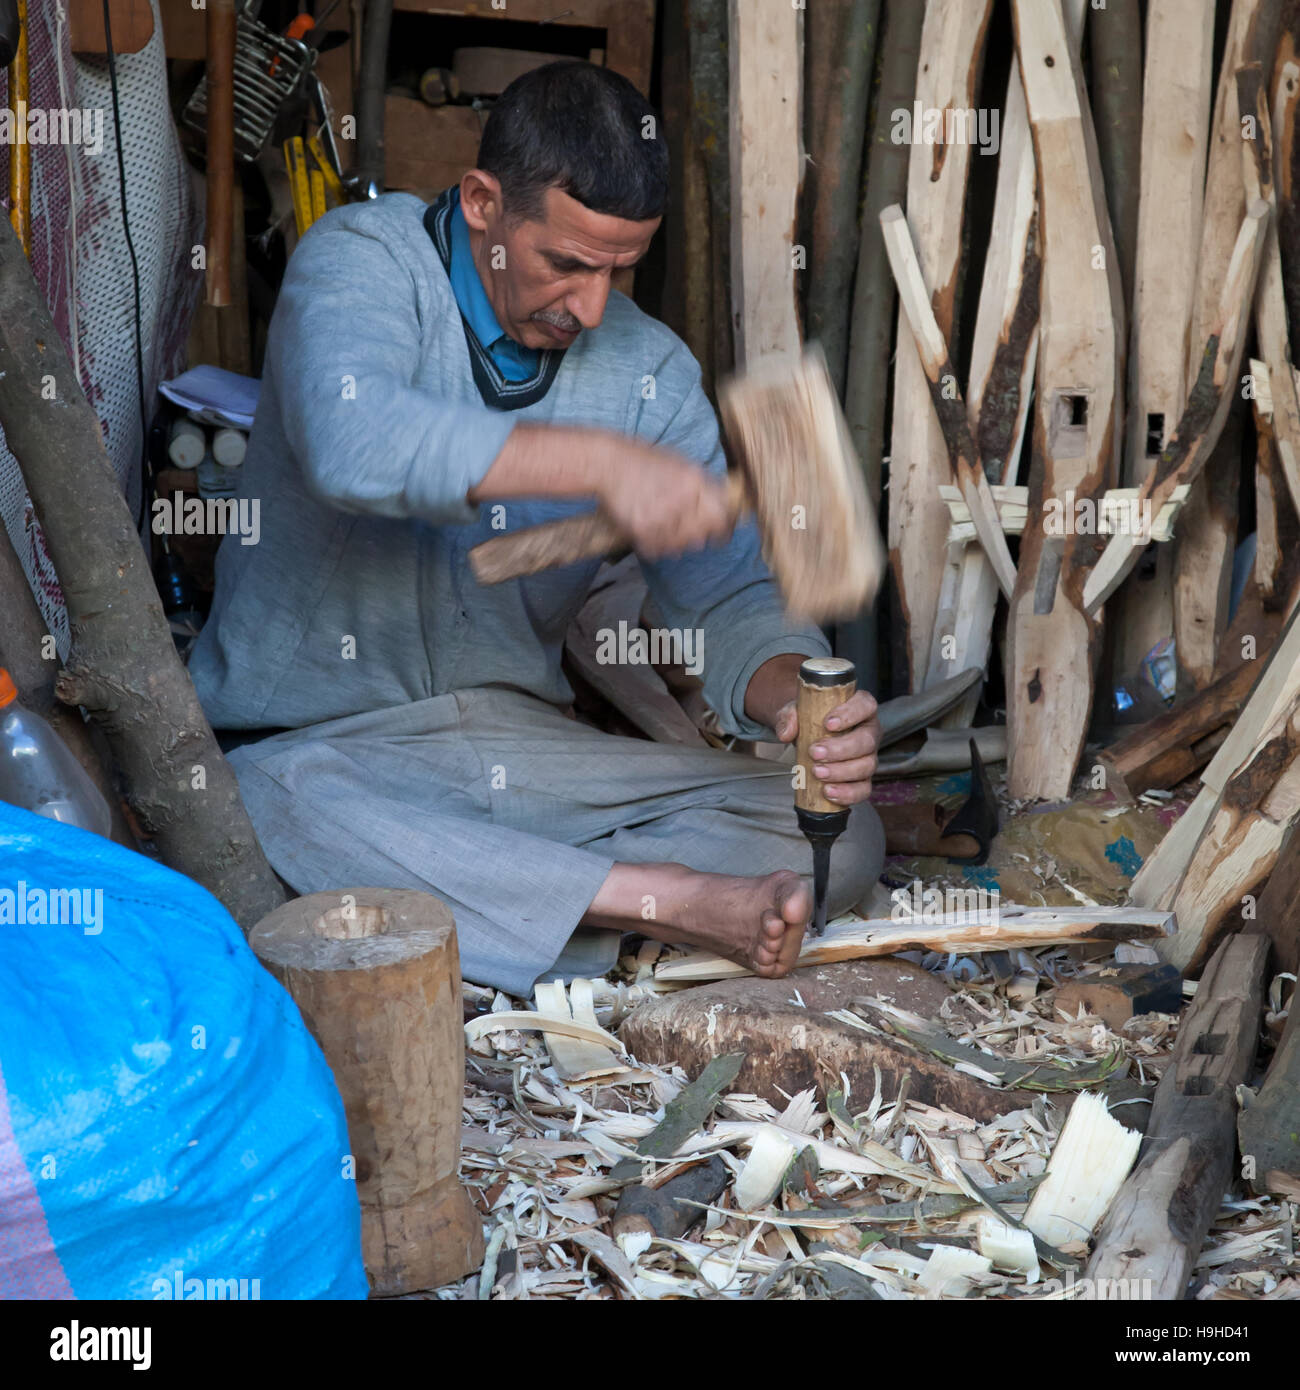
(426, 949, 1298, 1301)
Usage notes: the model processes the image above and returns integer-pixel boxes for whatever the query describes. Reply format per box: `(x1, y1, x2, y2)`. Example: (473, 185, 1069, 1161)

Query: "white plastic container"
(0, 668, 112, 837)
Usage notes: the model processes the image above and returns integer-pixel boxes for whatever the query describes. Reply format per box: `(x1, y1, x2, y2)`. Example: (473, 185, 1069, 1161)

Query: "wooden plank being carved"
(729, 0, 804, 365)
(1110, 0, 1213, 709)
(886, 0, 994, 690)
(1088, 933, 1268, 1298)
(1005, 0, 1124, 801)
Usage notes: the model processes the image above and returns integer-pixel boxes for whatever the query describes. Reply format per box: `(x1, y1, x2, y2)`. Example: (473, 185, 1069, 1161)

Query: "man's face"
(458, 174, 661, 350)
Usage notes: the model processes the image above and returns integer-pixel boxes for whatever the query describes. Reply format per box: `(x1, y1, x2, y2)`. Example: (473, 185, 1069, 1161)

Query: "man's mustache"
(531, 309, 581, 332)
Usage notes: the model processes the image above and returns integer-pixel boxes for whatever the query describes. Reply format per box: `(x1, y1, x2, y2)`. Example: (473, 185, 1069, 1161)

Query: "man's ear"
(459, 170, 503, 233)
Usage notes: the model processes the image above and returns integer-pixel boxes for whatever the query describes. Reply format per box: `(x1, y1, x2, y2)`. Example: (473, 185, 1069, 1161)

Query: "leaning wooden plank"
(1157, 690, 1300, 973)
(1241, 60, 1300, 518)
(728, 0, 804, 365)
(1111, 0, 1213, 709)
(1006, 0, 1124, 801)
(1131, 603, 1300, 910)
(1089, 933, 1268, 1296)
(1251, 358, 1285, 599)
(925, 32, 1040, 717)
(653, 907, 1176, 983)
(1084, 203, 1270, 613)
(879, 203, 1017, 597)
(886, 0, 994, 690)
(1176, 0, 1273, 687)
(1274, 0, 1300, 342)
(1024, 1090, 1142, 1249)
(1088, 0, 1142, 300)
(1097, 659, 1258, 802)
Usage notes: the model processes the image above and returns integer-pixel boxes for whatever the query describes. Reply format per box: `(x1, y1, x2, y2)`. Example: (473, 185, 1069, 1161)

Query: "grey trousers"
(228, 687, 885, 995)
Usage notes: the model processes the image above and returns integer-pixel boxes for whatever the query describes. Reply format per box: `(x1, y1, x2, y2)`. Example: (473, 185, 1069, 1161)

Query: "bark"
(802, 0, 881, 394)
(1087, 0, 1142, 303)
(0, 217, 286, 929)
(687, 0, 734, 381)
(840, 0, 926, 692)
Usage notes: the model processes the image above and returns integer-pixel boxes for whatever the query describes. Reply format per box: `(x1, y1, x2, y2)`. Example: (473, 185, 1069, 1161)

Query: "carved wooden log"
(1006, 0, 1124, 801)
(1087, 933, 1268, 1299)
(251, 888, 485, 1296)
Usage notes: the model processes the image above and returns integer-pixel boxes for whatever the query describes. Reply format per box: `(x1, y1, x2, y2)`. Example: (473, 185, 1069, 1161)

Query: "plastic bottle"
(0, 668, 112, 837)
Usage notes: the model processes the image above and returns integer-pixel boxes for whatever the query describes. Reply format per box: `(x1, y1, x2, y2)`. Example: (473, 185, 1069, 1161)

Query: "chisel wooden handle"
(468, 473, 748, 585)
(795, 657, 856, 814)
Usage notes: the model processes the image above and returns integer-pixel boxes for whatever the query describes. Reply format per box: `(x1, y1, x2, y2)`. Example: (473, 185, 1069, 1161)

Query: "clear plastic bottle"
(0, 668, 112, 837)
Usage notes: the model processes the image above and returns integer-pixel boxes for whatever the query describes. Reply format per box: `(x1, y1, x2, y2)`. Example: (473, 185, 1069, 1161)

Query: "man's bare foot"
(583, 863, 813, 978)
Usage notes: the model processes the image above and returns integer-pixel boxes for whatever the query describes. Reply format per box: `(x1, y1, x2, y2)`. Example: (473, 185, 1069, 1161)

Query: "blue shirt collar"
(448, 191, 511, 352)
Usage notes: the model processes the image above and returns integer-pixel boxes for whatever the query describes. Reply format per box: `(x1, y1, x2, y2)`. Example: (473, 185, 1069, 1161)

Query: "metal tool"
(795, 656, 857, 937)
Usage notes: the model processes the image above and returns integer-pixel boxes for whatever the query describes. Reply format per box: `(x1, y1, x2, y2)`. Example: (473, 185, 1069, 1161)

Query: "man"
(190, 61, 885, 996)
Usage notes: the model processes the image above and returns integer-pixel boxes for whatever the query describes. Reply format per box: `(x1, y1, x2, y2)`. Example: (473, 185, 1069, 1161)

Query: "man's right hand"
(596, 439, 735, 559)
(471, 422, 737, 559)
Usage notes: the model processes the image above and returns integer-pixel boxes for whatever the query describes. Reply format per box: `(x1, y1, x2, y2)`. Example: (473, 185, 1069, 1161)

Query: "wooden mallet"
(468, 345, 885, 623)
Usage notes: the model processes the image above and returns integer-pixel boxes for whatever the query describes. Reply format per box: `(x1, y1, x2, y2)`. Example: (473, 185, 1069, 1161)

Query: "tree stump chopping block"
(250, 888, 485, 1295)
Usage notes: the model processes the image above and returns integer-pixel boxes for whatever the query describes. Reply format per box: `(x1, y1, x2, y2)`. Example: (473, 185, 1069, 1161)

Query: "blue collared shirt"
(448, 192, 542, 383)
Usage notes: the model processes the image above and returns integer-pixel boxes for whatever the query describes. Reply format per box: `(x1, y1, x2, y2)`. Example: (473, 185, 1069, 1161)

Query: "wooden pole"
(729, 0, 804, 365)
(1087, 0, 1141, 304)
(204, 0, 236, 307)
(802, 0, 880, 394)
(251, 889, 485, 1295)
(840, 0, 925, 693)
(0, 217, 286, 929)
(1088, 933, 1268, 1299)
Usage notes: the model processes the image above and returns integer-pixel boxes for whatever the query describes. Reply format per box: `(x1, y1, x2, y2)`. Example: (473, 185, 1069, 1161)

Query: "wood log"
(1084, 203, 1269, 613)
(728, 0, 804, 365)
(1006, 0, 1124, 801)
(1111, 0, 1213, 714)
(1087, 933, 1268, 1298)
(0, 218, 285, 928)
(886, 0, 993, 691)
(1098, 658, 1257, 802)
(879, 204, 1016, 598)
(620, 960, 1049, 1122)
(1087, 0, 1142, 303)
(802, 0, 880, 393)
(654, 906, 1175, 984)
(1254, 818, 1300, 974)
(1176, 0, 1280, 689)
(250, 888, 485, 1295)
(840, 0, 924, 691)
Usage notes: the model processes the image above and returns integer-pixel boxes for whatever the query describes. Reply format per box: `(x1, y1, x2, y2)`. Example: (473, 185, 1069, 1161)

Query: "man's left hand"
(773, 690, 880, 806)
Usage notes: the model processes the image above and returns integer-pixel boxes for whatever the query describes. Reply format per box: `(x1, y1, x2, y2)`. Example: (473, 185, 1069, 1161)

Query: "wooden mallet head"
(468, 344, 884, 622)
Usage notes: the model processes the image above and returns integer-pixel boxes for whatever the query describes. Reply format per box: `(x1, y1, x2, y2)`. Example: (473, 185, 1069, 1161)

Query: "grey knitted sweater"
(189, 191, 828, 736)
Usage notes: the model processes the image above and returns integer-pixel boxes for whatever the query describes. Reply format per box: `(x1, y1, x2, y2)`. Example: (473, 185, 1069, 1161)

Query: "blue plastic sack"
(0, 802, 368, 1299)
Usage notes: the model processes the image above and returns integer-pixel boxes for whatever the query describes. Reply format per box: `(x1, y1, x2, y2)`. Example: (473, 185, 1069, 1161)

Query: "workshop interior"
(0, 0, 1298, 1326)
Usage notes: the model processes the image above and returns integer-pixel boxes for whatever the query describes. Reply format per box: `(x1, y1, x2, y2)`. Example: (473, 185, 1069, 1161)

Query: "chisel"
(795, 656, 856, 937)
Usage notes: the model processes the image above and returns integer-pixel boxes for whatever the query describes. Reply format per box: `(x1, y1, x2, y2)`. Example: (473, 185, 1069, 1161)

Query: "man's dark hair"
(476, 60, 669, 223)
